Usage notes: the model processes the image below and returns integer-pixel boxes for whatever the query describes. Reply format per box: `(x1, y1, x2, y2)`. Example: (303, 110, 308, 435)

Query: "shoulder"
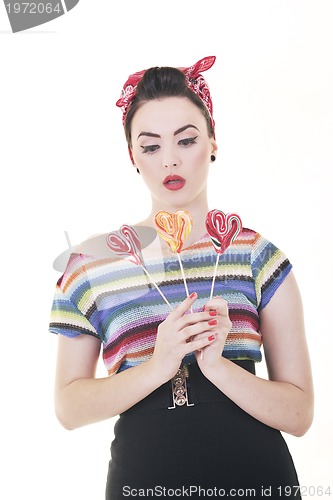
(61, 231, 122, 272)
(236, 227, 267, 254)
(56, 233, 113, 288)
(75, 232, 109, 258)
(238, 227, 259, 242)
(239, 228, 289, 262)
(58, 224, 155, 283)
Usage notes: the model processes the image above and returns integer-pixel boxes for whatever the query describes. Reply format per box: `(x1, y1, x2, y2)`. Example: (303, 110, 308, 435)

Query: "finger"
(169, 292, 198, 320)
(184, 334, 216, 354)
(177, 310, 219, 330)
(181, 319, 218, 341)
(203, 296, 229, 316)
(190, 330, 218, 342)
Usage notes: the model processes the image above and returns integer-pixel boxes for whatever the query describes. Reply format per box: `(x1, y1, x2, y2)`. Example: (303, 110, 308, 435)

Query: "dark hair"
(124, 66, 214, 148)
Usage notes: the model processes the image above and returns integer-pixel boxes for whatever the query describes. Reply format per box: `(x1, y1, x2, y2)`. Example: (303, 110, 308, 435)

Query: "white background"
(0, 1, 332, 498)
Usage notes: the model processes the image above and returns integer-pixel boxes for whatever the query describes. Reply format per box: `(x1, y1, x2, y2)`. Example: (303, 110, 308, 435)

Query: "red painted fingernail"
(209, 310, 217, 317)
(189, 292, 197, 299)
(208, 334, 215, 341)
(208, 319, 217, 326)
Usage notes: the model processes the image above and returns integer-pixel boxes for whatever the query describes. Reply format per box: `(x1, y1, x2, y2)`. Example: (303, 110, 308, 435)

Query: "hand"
(195, 296, 232, 373)
(148, 292, 222, 384)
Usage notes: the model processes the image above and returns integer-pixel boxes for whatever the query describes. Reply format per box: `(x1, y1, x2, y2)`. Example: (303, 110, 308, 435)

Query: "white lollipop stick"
(210, 254, 221, 300)
(177, 253, 190, 298)
(202, 254, 221, 361)
(106, 225, 173, 311)
(141, 265, 173, 310)
(177, 253, 193, 313)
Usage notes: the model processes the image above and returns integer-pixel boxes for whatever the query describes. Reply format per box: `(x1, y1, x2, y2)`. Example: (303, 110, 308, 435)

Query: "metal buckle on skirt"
(168, 365, 194, 409)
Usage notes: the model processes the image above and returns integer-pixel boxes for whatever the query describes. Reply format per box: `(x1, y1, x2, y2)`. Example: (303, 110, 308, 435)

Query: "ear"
(128, 146, 135, 165)
(210, 138, 218, 157)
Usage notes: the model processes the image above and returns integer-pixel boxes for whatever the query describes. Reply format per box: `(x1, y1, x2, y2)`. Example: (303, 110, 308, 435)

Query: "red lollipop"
(206, 210, 243, 299)
(206, 210, 242, 254)
(106, 224, 172, 309)
(106, 224, 143, 266)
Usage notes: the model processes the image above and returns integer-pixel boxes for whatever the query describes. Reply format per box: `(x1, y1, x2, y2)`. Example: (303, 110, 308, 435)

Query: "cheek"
(131, 148, 141, 166)
(132, 145, 157, 170)
(191, 144, 210, 166)
(134, 156, 155, 178)
(135, 160, 158, 188)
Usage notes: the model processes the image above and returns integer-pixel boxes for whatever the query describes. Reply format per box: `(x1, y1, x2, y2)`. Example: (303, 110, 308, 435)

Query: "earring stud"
(210, 154, 216, 162)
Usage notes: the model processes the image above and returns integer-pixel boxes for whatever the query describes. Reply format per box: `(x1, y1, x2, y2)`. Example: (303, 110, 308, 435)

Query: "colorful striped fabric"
(49, 228, 292, 376)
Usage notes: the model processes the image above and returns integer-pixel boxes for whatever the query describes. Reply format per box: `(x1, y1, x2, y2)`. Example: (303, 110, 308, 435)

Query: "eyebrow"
(137, 124, 199, 140)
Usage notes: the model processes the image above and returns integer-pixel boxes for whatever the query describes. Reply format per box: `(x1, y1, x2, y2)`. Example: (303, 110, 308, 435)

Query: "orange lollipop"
(154, 210, 194, 313)
(154, 210, 193, 253)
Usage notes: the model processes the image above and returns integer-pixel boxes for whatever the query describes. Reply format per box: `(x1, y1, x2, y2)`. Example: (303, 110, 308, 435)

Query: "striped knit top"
(49, 228, 292, 376)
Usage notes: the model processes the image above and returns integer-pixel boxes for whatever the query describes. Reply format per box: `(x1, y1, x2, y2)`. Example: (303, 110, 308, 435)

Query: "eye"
(140, 144, 160, 154)
(178, 136, 198, 147)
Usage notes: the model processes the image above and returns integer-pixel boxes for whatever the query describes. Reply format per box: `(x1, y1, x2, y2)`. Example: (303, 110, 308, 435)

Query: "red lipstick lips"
(163, 175, 186, 191)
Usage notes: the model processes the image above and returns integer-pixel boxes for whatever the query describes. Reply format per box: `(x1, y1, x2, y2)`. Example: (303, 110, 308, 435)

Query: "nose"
(162, 147, 180, 169)
(163, 155, 180, 168)
(164, 161, 179, 168)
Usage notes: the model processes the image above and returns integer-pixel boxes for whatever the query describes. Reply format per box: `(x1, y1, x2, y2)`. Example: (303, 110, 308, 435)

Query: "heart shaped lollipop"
(106, 224, 172, 309)
(206, 210, 242, 254)
(206, 210, 243, 299)
(154, 210, 193, 253)
(106, 224, 143, 266)
(154, 210, 193, 307)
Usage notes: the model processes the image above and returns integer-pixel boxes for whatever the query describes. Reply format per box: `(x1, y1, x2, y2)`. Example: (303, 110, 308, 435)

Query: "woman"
(49, 56, 314, 498)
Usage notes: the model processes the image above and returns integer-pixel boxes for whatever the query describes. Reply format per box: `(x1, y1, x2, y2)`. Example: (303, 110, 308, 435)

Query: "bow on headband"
(116, 56, 216, 130)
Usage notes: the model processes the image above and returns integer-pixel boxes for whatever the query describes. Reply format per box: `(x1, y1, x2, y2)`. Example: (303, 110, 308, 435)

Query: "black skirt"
(106, 361, 301, 499)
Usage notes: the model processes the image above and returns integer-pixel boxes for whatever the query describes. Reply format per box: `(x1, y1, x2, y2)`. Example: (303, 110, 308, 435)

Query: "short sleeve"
(49, 259, 100, 340)
(251, 234, 292, 311)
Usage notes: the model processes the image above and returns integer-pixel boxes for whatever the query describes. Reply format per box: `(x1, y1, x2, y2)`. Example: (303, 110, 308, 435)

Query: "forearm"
(55, 293, 222, 430)
(55, 359, 162, 430)
(203, 358, 314, 437)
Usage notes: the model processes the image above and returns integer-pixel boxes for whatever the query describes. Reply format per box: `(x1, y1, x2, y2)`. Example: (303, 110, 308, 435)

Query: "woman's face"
(130, 96, 217, 211)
